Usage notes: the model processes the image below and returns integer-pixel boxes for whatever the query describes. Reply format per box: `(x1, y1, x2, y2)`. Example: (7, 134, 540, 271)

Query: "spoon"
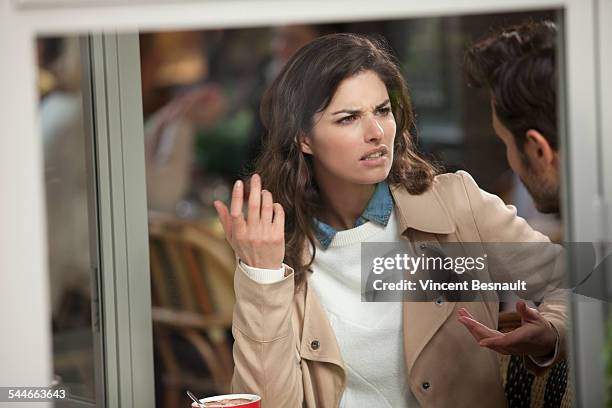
(186, 390, 204, 408)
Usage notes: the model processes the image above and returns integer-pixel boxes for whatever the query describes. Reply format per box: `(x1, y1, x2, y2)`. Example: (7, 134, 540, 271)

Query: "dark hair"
(254, 33, 438, 288)
(40, 38, 64, 68)
(464, 20, 558, 151)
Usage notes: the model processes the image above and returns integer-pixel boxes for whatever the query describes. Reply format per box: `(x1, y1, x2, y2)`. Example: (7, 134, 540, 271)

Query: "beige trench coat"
(229, 171, 567, 407)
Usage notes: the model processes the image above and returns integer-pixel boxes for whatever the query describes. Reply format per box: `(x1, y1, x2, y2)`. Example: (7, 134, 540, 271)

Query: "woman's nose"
(365, 115, 384, 142)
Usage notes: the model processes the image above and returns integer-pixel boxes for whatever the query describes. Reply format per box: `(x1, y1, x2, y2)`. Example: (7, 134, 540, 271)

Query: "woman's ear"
(299, 133, 313, 155)
(524, 129, 555, 166)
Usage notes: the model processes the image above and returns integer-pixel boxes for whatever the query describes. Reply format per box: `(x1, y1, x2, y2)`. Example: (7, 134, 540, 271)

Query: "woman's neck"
(316, 178, 376, 230)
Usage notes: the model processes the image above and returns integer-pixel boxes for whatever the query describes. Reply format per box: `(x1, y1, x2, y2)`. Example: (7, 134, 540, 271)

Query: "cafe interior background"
(1, 0, 611, 407)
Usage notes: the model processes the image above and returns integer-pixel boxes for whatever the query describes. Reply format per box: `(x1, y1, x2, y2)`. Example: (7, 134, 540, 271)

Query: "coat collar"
(390, 182, 456, 235)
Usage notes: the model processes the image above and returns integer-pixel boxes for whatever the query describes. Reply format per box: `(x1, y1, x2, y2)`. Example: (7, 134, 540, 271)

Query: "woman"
(213, 33, 566, 407)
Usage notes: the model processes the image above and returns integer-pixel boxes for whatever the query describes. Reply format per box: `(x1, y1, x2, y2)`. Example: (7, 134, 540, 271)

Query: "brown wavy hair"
(464, 20, 558, 151)
(253, 33, 438, 288)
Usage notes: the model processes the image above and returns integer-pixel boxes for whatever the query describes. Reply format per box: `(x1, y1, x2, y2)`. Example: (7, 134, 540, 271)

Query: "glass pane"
(140, 9, 567, 408)
(38, 35, 102, 404)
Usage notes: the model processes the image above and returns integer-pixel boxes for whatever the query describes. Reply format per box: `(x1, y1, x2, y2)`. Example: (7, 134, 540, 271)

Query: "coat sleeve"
(230, 263, 304, 407)
(457, 171, 568, 375)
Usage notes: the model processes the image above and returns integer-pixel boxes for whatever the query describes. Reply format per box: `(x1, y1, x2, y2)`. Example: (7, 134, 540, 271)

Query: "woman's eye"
(338, 115, 357, 124)
(377, 106, 392, 116)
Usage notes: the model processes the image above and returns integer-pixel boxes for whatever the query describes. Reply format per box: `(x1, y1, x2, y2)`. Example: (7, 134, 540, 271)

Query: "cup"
(191, 394, 261, 407)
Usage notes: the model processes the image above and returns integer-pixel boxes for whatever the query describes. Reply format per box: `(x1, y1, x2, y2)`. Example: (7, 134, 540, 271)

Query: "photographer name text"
(372, 279, 527, 292)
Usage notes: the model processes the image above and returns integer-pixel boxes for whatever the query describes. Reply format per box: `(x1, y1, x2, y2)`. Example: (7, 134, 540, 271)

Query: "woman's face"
(300, 70, 396, 188)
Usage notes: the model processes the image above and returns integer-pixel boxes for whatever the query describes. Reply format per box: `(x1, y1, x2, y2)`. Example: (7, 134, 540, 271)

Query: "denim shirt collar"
(313, 181, 394, 249)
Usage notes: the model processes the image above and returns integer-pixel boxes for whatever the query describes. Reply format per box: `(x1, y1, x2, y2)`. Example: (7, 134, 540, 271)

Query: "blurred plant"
(195, 108, 253, 181)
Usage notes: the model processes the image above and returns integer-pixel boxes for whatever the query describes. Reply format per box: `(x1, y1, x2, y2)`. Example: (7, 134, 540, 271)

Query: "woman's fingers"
(261, 190, 274, 225)
(272, 203, 285, 236)
(230, 180, 247, 239)
(230, 180, 244, 216)
(213, 200, 232, 240)
(247, 174, 262, 227)
(218, 176, 285, 269)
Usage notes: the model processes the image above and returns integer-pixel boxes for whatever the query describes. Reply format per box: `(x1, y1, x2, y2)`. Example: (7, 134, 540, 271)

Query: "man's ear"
(299, 133, 313, 155)
(524, 129, 555, 166)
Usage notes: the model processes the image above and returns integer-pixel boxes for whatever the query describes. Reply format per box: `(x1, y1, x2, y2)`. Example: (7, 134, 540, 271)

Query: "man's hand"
(457, 301, 557, 357)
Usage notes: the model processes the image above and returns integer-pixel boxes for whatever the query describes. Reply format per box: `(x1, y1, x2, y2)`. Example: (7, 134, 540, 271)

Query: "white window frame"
(0, 0, 609, 406)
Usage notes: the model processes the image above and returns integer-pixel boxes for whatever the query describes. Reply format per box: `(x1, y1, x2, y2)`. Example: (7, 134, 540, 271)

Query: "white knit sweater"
(241, 209, 417, 407)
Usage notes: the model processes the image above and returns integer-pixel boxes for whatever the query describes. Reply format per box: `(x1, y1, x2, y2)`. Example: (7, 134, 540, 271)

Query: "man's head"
(465, 20, 560, 213)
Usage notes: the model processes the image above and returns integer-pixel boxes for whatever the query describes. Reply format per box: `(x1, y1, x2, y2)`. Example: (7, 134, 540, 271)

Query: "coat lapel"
(300, 278, 346, 370)
(389, 183, 455, 235)
(391, 183, 458, 372)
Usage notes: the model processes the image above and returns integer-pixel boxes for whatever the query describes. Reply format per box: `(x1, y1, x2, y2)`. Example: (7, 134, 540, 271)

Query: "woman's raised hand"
(213, 174, 286, 269)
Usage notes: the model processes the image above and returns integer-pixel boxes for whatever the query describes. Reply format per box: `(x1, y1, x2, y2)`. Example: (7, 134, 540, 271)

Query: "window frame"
(0, 0, 609, 406)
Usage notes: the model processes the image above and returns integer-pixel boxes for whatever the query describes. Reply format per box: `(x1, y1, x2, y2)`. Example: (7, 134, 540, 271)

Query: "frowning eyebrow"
(331, 99, 390, 115)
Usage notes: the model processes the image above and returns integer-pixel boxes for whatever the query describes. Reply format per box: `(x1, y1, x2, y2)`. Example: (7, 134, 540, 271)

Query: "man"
(464, 20, 560, 213)
(456, 20, 568, 378)
(464, 17, 611, 303)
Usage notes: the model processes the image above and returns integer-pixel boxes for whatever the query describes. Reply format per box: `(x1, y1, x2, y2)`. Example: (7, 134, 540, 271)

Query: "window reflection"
(38, 36, 99, 403)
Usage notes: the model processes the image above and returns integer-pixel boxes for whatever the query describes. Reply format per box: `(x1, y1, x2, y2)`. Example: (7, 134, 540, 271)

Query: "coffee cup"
(191, 393, 261, 407)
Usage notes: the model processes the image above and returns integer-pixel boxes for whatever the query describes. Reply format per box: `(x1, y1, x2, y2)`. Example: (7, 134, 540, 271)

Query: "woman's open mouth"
(360, 145, 389, 165)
